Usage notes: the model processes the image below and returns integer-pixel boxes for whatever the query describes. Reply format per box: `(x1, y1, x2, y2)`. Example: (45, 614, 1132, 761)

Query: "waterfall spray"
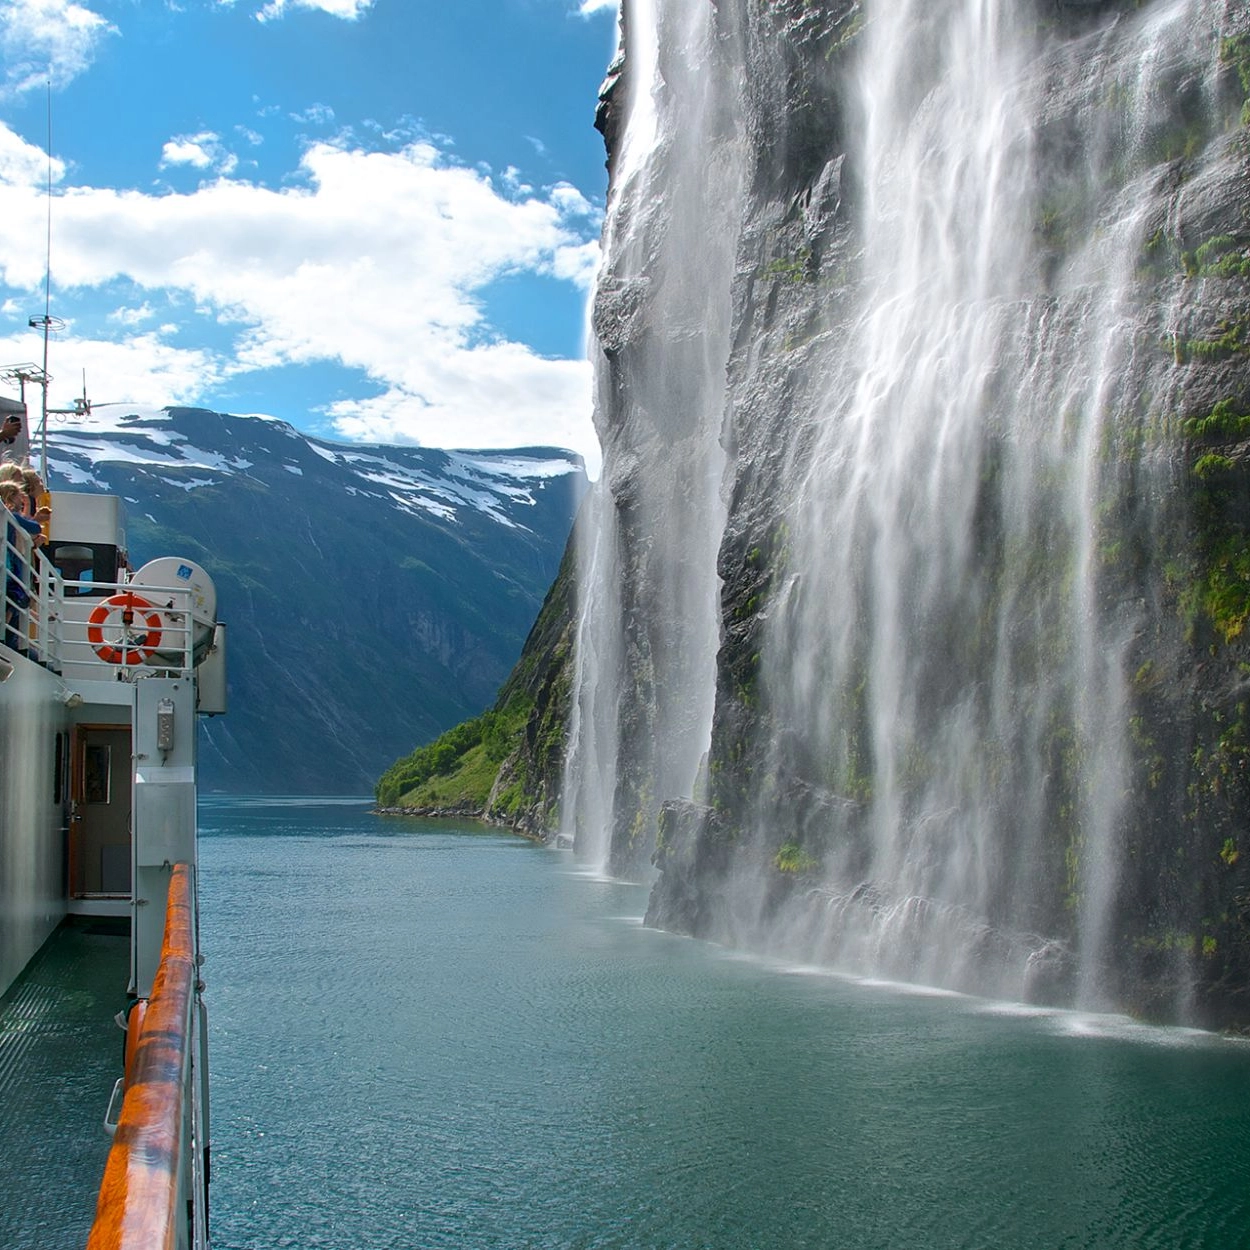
(563, 0, 746, 876)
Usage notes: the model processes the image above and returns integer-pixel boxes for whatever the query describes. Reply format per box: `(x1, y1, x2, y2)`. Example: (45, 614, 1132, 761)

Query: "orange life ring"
(88, 592, 163, 665)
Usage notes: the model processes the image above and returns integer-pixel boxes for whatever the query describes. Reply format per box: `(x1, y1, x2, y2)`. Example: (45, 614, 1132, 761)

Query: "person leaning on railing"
(19, 467, 50, 534)
(0, 480, 44, 653)
(0, 465, 48, 522)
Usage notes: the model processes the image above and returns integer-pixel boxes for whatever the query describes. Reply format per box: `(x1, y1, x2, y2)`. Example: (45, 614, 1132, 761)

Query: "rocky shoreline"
(373, 804, 551, 844)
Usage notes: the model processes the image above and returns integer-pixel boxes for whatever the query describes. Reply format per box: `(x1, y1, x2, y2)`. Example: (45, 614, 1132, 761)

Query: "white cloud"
(0, 125, 601, 464)
(577, 0, 618, 15)
(108, 303, 155, 327)
(0, 327, 228, 412)
(161, 139, 213, 170)
(0, 119, 65, 186)
(0, 0, 116, 96)
(549, 238, 601, 289)
(503, 166, 533, 196)
(160, 132, 238, 176)
(328, 349, 598, 472)
(256, 0, 374, 21)
(290, 103, 335, 126)
(550, 182, 596, 219)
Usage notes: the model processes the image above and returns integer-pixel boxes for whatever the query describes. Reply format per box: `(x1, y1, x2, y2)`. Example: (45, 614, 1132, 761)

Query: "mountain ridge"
(41, 404, 586, 795)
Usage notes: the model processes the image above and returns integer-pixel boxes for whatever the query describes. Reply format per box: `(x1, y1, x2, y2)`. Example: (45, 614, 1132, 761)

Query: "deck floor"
(0, 920, 129, 1249)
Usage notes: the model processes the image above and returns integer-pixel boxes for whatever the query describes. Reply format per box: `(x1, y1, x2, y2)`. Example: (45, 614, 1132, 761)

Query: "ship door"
(68, 724, 132, 898)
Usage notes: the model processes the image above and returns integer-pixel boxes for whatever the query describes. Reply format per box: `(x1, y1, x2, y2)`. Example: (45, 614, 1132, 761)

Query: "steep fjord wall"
(574, 0, 1250, 1028)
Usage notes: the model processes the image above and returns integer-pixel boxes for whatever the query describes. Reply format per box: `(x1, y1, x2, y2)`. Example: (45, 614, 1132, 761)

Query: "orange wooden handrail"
(87, 864, 197, 1250)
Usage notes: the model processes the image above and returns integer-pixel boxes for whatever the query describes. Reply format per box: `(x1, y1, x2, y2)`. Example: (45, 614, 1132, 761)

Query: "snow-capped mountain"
(45, 406, 587, 795)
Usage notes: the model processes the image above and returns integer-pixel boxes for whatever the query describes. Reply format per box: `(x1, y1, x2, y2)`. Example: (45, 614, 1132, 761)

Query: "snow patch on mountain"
(450, 452, 583, 481)
(48, 458, 107, 490)
(40, 406, 584, 531)
(53, 433, 254, 475)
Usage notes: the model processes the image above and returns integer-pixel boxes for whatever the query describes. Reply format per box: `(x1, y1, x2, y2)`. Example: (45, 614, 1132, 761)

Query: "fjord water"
(200, 799, 1250, 1249)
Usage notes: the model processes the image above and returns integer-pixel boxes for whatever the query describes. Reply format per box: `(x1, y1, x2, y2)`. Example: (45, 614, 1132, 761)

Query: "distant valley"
(45, 406, 586, 795)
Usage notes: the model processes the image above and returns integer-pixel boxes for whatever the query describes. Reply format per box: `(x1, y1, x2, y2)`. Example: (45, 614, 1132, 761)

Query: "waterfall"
(767, 0, 1221, 1003)
(563, 0, 746, 876)
(569, 0, 1244, 1014)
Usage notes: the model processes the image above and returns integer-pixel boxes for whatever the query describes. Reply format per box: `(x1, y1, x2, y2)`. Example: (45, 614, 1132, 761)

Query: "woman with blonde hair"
(19, 468, 49, 531)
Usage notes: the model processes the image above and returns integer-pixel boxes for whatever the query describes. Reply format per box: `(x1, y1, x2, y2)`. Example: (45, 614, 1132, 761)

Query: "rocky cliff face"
(564, 0, 1250, 1029)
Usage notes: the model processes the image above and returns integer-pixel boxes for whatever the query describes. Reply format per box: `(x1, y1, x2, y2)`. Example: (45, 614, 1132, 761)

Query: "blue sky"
(0, 0, 618, 471)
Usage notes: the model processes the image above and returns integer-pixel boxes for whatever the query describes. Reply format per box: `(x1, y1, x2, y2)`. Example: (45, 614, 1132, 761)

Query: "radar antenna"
(28, 84, 58, 480)
(47, 369, 92, 420)
(0, 93, 115, 474)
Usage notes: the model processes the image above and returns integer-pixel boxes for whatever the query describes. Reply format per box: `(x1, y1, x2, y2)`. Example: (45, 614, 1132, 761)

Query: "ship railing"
(1, 513, 45, 663)
(51, 571, 199, 675)
(88, 863, 209, 1250)
(0, 542, 199, 675)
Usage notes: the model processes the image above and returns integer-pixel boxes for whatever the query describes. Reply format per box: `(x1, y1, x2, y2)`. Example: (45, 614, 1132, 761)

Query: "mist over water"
(566, 0, 1234, 1006)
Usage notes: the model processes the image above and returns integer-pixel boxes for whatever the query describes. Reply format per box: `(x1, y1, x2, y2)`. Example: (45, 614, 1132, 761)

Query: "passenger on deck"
(20, 469, 50, 531)
(1, 482, 43, 543)
(0, 481, 41, 651)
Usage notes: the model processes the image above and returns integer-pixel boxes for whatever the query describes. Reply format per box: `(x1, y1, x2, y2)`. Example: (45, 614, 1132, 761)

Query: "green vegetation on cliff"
(1179, 398, 1250, 645)
(374, 532, 578, 832)
(375, 701, 530, 808)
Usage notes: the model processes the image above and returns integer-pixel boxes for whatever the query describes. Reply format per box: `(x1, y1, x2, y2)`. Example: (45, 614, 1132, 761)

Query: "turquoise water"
(199, 798, 1250, 1250)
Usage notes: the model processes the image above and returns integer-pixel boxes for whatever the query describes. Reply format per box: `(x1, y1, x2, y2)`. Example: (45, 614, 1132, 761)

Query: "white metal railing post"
(16, 524, 27, 648)
(46, 557, 63, 671)
(2, 513, 32, 654)
(32, 547, 44, 665)
(32, 546, 50, 667)
(42, 552, 60, 671)
(1, 516, 11, 650)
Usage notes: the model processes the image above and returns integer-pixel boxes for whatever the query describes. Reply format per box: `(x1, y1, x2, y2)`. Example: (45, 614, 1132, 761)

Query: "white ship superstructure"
(0, 476, 224, 1248)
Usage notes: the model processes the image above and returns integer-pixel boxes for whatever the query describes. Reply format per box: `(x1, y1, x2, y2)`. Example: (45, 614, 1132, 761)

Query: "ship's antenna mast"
(28, 81, 63, 482)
